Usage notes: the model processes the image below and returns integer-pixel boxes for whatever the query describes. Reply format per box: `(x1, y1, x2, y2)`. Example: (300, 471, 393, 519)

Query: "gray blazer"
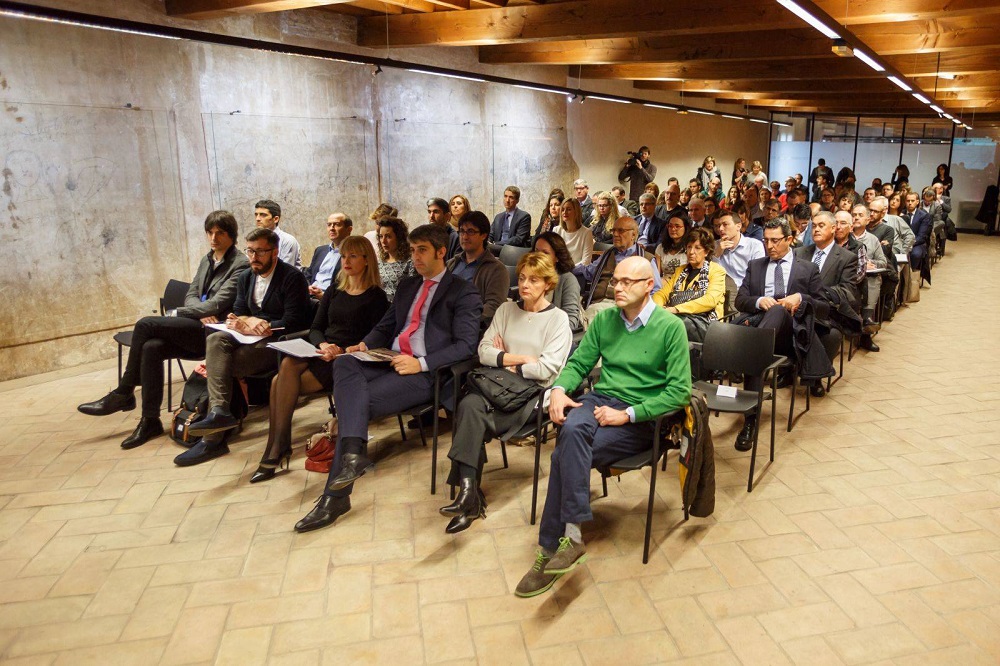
(549, 271, 583, 332)
(175, 246, 250, 319)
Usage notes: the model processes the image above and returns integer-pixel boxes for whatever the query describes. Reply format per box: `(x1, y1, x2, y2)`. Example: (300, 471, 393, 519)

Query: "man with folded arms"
(78, 211, 249, 449)
(515, 256, 691, 597)
(180, 227, 311, 465)
(294, 224, 482, 533)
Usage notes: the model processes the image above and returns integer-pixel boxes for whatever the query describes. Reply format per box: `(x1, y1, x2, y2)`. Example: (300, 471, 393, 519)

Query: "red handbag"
(304, 419, 337, 473)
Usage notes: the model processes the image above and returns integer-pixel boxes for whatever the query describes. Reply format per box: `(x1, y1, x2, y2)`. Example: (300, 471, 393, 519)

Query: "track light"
(776, 0, 840, 39)
(887, 76, 911, 92)
(853, 49, 885, 73)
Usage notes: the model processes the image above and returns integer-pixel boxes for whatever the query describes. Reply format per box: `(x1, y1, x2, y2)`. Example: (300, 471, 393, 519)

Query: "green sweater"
(554, 305, 692, 422)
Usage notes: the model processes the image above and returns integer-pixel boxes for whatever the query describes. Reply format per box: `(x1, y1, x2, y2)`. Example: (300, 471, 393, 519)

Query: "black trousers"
(119, 316, 207, 417)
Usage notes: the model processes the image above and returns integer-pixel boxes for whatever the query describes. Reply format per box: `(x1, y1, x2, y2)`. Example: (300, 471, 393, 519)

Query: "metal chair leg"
(117, 345, 123, 382)
(499, 438, 508, 469)
(397, 414, 407, 442)
(167, 361, 173, 413)
(601, 473, 608, 497)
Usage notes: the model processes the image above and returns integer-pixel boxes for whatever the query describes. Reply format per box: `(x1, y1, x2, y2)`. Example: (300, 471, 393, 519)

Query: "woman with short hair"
(252, 236, 388, 483)
(440, 252, 572, 533)
(653, 226, 726, 342)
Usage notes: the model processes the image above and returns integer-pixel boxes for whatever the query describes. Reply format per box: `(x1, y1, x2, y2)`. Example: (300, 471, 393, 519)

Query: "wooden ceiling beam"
(165, 0, 354, 20)
(350, 0, 439, 12)
(358, 0, 798, 47)
(579, 58, 876, 81)
(813, 0, 1000, 25)
(888, 49, 1000, 77)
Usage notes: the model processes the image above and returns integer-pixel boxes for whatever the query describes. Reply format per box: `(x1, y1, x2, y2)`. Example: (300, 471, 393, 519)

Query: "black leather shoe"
(860, 335, 880, 352)
(250, 449, 292, 484)
(406, 412, 436, 430)
(121, 417, 163, 450)
(188, 407, 240, 436)
(809, 383, 827, 398)
(326, 453, 374, 492)
(862, 318, 879, 335)
(294, 495, 351, 533)
(444, 478, 485, 534)
(735, 418, 756, 452)
(78, 391, 135, 416)
(173, 438, 229, 466)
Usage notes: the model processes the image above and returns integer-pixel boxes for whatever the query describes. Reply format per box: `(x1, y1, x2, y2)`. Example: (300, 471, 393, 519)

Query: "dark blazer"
(795, 243, 860, 328)
(176, 245, 250, 319)
(446, 251, 509, 326)
(232, 259, 312, 333)
(736, 255, 826, 316)
(907, 209, 933, 249)
(637, 214, 667, 250)
(363, 270, 482, 373)
(489, 208, 532, 247)
(303, 243, 341, 285)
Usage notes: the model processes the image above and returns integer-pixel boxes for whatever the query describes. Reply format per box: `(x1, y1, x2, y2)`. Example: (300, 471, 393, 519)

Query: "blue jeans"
(538, 392, 653, 552)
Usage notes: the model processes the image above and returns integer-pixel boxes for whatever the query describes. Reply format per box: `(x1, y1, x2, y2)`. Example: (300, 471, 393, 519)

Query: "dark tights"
(262, 356, 324, 462)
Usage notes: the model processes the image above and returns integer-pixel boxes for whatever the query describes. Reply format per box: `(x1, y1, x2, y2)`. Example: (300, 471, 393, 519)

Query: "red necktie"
(398, 279, 433, 356)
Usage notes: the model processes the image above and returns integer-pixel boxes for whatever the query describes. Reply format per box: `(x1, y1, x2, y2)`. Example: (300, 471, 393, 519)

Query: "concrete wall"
(0, 0, 768, 381)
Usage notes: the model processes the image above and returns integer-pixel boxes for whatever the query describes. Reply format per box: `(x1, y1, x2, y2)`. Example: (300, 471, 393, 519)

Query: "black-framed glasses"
(245, 247, 276, 258)
(609, 277, 646, 289)
(762, 236, 790, 245)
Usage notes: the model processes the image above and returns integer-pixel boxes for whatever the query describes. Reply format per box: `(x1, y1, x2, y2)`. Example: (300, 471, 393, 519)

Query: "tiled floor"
(2, 236, 1000, 665)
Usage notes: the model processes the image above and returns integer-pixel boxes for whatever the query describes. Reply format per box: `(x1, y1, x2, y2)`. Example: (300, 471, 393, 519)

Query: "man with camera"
(618, 146, 657, 203)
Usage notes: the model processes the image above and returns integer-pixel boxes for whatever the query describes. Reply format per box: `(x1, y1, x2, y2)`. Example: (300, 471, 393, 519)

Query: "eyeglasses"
(762, 237, 790, 245)
(611, 228, 632, 235)
(245, 247, 276, 258)
(609, 276, 646, 289)
(458, 228, 483, 236)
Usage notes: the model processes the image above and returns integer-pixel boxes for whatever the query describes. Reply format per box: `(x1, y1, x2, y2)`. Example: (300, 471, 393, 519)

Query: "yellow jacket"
(653, 261, 726, 319)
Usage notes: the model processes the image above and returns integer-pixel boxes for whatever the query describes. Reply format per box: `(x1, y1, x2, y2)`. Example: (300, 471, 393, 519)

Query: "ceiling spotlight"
(831, 39, 853, 57)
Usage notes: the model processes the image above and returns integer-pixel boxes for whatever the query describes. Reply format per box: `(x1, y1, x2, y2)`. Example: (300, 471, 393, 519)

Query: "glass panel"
(811, 116, 858, 190)
(854, 118, 904, 194)
(900, 118, 953, 194)
(951, 126, 1000, 230)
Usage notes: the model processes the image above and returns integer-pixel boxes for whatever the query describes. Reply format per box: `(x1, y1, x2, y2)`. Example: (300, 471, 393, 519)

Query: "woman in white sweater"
(554, 197, 595, 266)
(440, 252, 572, 534)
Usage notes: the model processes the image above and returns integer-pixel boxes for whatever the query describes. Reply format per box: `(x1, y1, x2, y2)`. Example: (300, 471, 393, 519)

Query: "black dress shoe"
(862, 318, 879, 335)
(250, 449, 292, 484)
(121, 417, 163, 450)
(444, 478, 485, 534)
(173, 438, 229, 466)
(188, 407, 240, 436)
(809, 383, 826, 398)
(326, 453, 374, 492)
(735, 418, 756, 452)
(860, 335, 880, 352)
(294, 495, 351, 533)
(78, 391, 135, 416)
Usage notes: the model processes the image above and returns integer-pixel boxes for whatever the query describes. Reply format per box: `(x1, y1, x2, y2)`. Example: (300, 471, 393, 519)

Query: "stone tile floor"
(1, 235, 999, 664)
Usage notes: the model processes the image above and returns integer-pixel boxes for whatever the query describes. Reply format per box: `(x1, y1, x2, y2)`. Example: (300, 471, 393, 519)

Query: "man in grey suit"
(489, 185, 532, 248)
(78, 211, 249, 449)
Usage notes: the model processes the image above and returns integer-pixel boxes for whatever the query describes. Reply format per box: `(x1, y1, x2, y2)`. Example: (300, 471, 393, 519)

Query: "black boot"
(121, 417, 164, 449)
(735, 415, 757, 452)
(443, 478, 485, 534)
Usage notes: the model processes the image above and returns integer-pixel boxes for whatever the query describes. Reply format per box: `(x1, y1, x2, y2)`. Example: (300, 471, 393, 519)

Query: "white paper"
(205, 322, 268, 345)
(895, 253, 908, 264)
(267, 338, 321, 358)
(716, 384, 738, 399)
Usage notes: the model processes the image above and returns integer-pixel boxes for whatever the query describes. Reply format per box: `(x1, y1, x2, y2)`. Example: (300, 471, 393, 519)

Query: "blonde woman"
(449, 195, 471, 229)
(251, 236, 388, 483)
(590, 191, 620, 244)
(554, 197, 595, 266)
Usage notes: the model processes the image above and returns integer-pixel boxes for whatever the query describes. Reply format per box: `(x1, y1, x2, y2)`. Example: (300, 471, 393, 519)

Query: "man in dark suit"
(635, 193, 666, 251)
(77, 211, 249, 449)
(303, 212, 352, 299)
(489, 185, 532, 248)
(180, 227, 312, 465)
(901, 192, 932, 274)
(294, 224, 482, 533)
(734, 217, 828, 450)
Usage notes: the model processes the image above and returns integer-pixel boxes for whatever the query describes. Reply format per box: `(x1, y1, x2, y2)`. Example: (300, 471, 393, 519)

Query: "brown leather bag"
(305, 418, 337, 473)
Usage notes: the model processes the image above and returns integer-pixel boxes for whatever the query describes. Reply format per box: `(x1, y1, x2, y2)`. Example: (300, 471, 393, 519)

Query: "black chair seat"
(694, 381, 771, 414)
(113, 331, 134, 347)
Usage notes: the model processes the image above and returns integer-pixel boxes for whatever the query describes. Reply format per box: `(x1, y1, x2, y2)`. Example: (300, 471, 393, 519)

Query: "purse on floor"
(305, 418, 337, 473)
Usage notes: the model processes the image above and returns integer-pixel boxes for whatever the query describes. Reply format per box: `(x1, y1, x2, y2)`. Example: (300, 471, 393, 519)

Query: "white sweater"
(556, 225, 595, 266)
(478, 301, 572, 385)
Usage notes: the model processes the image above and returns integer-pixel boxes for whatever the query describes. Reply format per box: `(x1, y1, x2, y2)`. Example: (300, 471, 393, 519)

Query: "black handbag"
(467, 367, 542, 412)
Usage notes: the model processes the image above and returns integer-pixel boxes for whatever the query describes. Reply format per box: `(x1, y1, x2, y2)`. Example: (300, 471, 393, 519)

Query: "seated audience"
(77, 211, 249, 449)
(573, 178, 595, 225)
(255, 199, 301, 269)
(590, 191, 620, 244)
(733, 218, 830, 448)
(448, 211, 509, 328)
(790, 203, 814, 249)
(533, 232, 584, 332)
(732, 201, 764, 241)
(850, 204, 888, 352)
(876, 196, 914, 255)
(612, 185, 639, 217)
(576, 216, 661, 320)
(251, 237, 388, 483)
(636, 193, 666, 251)
(293, 224, 482, 533)
(655, 182, 684, 221)
(441, 253, 573, 534)
(449, 195, 471, 230)
(180, 228, 312, 465)
(489, 185, 532, 248)
(687, 197, 709, 228)
(364, 203, 397, 251)
(655, 213, 692, 279)
(376, 217, 416, 302)
(920, 186, 947, 255)
(554, 198, 595, 266)
(652, 226, 725, 342)
(901, 191, 933, 275)
(534, 190, 564, 238)
(427, 197, 462, 260)
(723, 186, 739, 211)
(304, 212, 352, 299)
(713, 211, 765, 288)
(515, 256, 691, 597)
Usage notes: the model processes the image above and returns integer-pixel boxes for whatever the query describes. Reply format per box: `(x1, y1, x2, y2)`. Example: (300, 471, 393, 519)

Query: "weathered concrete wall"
(0, 0, 766, 381)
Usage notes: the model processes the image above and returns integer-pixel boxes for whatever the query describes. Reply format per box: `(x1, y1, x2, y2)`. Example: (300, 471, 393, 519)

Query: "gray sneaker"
(544, 536, 588, 575)
(515, 550, 560, 598)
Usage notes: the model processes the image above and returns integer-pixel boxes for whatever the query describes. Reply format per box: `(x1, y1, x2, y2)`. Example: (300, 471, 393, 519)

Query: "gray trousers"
(204, 331, 277, 411)
(864, 275, 881, 313)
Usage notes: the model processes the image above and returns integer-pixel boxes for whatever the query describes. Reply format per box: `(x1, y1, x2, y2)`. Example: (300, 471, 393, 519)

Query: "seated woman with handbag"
(251, 236, 388, 483)
(440, 252, 573, 533)
(652, 226, 725, 343)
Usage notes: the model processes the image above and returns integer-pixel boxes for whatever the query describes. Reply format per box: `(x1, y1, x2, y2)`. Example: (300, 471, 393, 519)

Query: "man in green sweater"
(515, 257, 692, 597)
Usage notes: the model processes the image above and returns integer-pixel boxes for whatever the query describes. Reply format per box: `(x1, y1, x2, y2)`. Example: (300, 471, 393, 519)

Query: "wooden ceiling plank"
(815, 0, 1000, 25)
(579, 58, 878, 81)
(166, 0, 354, 20)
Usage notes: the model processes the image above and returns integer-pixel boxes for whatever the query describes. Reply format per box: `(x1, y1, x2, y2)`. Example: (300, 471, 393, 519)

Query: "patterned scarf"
(671, 261, 717, 321)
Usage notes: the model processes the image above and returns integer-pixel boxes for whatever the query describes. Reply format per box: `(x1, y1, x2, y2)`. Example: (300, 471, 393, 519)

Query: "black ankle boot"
(121, 417, 164, 449)
(444, 478, 484, 534)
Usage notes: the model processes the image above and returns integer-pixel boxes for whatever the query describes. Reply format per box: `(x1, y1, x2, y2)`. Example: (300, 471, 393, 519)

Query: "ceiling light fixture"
(642, 103, 678, 110)
(930, 104, 944, 114)
(688, 109, 714, 116)
(938, 73, 956, 80)
(721, 114, 744, 120)
(831, 38, 853, 57)
(587, 94, 631, 104)
(912, 93, 930, 104)
(513, 84, 568, 95)
(776, 0, 840, 39)
(853, 49, 885, 73)
(408, 69, 485, 83)
(887, 76, 911, 92)
(749, 118, 769, 124)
